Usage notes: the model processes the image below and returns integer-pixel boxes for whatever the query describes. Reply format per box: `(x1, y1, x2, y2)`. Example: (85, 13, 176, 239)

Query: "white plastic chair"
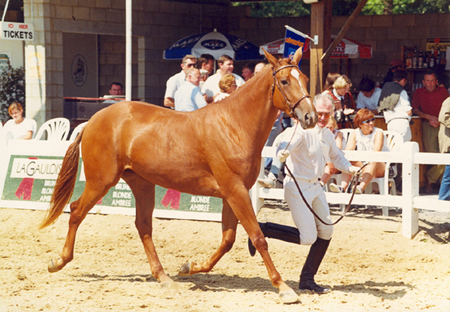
(34, 118, 71, 141)
(325, 128, 354, 189)
(30, 119, 37, 139)
(364, 130, 404, 216)
(69, 121, 88, 143)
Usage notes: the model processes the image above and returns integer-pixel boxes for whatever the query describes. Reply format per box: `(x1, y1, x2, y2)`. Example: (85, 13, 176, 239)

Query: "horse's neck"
(220, 70, 280, 151)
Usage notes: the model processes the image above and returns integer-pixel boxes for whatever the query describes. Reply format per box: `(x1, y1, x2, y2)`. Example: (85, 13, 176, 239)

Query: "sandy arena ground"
(0, 202, 449, 312)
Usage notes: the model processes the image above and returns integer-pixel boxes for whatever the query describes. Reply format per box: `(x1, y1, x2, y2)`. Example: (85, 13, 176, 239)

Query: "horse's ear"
(292, 47, 303, 66)
(262, 48, 279, 67)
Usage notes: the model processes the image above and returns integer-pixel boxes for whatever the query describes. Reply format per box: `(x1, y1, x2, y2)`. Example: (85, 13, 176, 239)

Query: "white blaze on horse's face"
(290, 69, 316, 129)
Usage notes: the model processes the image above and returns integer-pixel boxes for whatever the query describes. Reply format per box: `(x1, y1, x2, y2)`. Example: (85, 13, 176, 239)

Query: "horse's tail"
(39, 128, 85, 229)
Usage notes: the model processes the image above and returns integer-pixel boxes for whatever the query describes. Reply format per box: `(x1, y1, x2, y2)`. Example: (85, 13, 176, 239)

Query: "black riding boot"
(248, 222, 300, 257)
(299, 237, 331, 294)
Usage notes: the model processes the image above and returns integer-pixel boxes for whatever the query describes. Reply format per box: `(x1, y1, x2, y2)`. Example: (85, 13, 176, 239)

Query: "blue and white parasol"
(163, 29, 263, 61)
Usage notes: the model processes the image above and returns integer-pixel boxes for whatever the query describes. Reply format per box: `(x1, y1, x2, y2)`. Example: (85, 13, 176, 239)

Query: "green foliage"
(232, 0, 450, 17)
(0, 65, 25, 123)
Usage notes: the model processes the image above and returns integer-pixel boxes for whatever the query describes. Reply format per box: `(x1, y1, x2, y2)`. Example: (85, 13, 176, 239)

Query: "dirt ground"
(1, 203, 449, 312)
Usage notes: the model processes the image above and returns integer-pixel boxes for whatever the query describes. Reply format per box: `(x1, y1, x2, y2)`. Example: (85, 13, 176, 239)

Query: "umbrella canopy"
(260, 35, 372, 59)
(164, 29, 263, 61)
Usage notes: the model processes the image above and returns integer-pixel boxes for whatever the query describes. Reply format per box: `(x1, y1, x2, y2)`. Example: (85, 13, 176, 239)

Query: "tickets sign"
(1, 22, 34, 41)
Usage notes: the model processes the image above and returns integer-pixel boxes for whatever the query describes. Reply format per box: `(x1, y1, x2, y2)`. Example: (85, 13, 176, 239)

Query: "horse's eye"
(280, 79, 289, 86)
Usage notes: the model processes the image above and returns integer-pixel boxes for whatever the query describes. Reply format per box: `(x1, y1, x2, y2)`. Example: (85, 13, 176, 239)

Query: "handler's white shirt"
(277, 125, 351, 180)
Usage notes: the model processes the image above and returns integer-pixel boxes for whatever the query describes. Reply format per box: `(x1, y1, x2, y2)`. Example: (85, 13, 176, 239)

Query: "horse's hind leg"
(179, 199, 238, 275)
(48, 182, 110, 272)
(122, 172, 174, 288)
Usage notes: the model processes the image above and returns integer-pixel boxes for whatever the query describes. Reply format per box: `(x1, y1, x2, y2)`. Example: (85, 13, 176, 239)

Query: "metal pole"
(125, 0, 132, 101)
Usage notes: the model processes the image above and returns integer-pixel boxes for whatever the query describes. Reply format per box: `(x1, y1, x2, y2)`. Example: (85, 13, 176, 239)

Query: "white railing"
(250, 142, 450, 239)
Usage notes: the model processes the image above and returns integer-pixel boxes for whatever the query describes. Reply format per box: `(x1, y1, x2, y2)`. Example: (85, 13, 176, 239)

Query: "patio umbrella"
(260, 35, 372, 59)
(163, 29, 263, 61)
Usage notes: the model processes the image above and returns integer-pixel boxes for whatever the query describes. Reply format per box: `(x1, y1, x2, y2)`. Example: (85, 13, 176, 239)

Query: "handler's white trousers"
(387, 118, 411, 142)
(284, 176, 333, 245)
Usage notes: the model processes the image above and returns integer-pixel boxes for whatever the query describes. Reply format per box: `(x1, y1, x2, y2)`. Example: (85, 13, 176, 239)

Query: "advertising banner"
(1, 152, 223, 222)
(283, 26, 306, 63)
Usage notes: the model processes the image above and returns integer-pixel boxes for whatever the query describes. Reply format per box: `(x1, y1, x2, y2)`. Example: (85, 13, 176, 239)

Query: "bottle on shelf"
(412, 47, 418, 68)
(440, 51, 446, 66)
(406, 53, 412, 68)
(429, 50, 435, 68)
(418, 49, 424, 68)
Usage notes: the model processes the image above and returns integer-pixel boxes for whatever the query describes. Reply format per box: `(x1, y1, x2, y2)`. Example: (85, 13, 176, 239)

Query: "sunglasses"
(362, 118, 375, 124)
(317, 112, 331, 118)
(186, 63, 198, 68)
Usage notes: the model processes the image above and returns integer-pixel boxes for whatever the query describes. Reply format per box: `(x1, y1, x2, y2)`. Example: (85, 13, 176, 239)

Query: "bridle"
(272, 64, 311, 118)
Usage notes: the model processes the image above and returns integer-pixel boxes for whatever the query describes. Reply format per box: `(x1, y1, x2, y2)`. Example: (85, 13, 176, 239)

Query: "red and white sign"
(260, 35, 372, 59)
(1, 22, 34, 41)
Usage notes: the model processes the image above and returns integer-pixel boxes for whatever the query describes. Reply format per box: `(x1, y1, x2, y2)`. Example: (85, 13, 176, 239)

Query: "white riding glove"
(277, 150, 291, 163)
(347, 165, 361, 175)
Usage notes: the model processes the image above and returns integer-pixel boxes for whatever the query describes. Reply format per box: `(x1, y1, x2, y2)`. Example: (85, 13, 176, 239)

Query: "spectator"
(325, 75, 356, 128)
(174, 68, 206, 112)
(103, 82, 124, 104)
(108, 82, 123, 95)
(381, 59, 405, 87)
(438, 98, 450, 200)
(3, 102, 35, 140)
(323, 72, 340, 92)
(320, 115, 345, 185)
(198, 54, 215, 76)
(412, 70, 450, 193)
(329, 109, 387, 194)
(241, 62, 255, 81)
(214, 74, 237, 102)
(251, 93, 359, 295)
(201, 54, 244, 103)
(164, 55, 197, 108)
(356, 77, 381, 115)
(254, 62, 266, 75)
(378, 70, 412, 142)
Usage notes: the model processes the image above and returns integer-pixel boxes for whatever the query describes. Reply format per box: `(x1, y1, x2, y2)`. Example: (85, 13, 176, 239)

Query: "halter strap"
(272, 65, 311, 117)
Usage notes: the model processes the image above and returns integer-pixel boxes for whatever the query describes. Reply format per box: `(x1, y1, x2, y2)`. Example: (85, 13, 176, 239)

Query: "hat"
(389, 59, 404, 68)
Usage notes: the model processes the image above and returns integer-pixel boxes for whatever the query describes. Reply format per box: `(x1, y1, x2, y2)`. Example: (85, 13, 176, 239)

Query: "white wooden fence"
(250, 142, 450, 239)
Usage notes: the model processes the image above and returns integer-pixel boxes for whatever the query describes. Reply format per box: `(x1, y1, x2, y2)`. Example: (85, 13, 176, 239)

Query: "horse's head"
(263, 48, 317, 129)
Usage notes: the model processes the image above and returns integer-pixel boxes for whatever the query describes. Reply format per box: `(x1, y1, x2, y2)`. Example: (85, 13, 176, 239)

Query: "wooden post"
(310, 0, 332, 97)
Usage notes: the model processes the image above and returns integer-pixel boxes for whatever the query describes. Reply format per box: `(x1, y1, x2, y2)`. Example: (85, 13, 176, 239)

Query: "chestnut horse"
(40, 49, 316, 303)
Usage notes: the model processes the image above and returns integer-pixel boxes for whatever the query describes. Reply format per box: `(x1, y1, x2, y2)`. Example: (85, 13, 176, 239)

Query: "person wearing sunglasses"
(329, 108, 387, 194)
(164, 54, 197, 108)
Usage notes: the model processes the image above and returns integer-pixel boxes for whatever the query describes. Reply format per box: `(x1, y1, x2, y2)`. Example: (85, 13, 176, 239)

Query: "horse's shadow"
(75, 273, 413, 300)
(331, 280, 414, 300)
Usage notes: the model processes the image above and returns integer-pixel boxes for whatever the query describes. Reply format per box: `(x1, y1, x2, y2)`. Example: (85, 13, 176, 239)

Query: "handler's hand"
(278, 150, 291, 163)
(348, 165, 361, 175)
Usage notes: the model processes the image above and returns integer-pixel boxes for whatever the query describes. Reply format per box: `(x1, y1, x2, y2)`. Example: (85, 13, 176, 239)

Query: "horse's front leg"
(226, 188, 299, 304)
(179, 199, 238, 275)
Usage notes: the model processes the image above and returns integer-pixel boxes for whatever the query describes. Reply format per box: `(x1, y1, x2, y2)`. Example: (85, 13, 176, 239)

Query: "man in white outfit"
(164, 55, 198, 108)
(201, 54, 244, 103)
(248, 93, 359, 294)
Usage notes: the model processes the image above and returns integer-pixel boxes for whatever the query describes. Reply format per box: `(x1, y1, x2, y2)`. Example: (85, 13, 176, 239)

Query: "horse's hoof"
(48, 258, 60, 273)
(178, 261, 191, 276)
(279, 289, 300, 304)
(161, 280, 178, 290)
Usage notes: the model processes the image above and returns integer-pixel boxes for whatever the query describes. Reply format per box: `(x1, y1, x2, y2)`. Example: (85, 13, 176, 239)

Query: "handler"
(249, 93, 359, 294)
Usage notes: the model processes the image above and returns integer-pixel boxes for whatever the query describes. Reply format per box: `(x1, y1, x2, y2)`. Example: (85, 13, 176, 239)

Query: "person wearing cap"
(381, 59, 405, 87)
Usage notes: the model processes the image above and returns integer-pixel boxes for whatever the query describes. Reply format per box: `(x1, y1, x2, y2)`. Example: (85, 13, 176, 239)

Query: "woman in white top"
(3, 102, 35, 140)
(213, 74, 237, 103)
(329, 108, 386, 194)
